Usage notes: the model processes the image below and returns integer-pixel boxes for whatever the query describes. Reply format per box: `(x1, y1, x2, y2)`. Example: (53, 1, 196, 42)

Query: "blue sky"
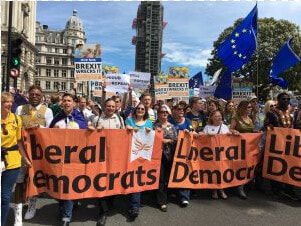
(37, 1, 301, 82)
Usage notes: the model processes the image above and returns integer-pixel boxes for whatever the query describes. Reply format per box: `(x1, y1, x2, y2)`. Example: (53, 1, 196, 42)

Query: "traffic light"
(10, 38, 22, 70)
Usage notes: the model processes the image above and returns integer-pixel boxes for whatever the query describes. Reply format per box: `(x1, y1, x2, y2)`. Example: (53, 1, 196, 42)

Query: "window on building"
(46, 81, 50, 90)
(35, 80, 40, 87)
(71, 60, 74, 66)
(72, 39, 76, 45)
(46, 57, 52, 65)
(62, 70, 67, 78)
(71, 70, 74, 78)
(54, 69, 59, 77)
(55, 48, 59, 53)
(37, 68, 41, 76)
(54, 82, 60, 90)
(54, 58, 60, 65)
(62, 58, 67, 65)
(70, 83, 74, 90)
(47, 47, 51, 53)
(46, 69, 51, 77)
(63, 49, 67, 54)
(61, 82, 66, 91)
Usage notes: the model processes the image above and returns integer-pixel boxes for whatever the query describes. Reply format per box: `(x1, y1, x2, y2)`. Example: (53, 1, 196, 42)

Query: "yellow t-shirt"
(1, 112, 22, 170)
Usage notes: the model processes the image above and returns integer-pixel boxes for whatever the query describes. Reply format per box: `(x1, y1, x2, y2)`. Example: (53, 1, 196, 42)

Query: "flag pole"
(256, 54, 259, 98)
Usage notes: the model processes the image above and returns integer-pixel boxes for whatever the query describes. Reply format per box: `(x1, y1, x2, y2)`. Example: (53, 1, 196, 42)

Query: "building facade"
(1, 1, 37, 91)
(35, 10, 87, 96)
(132, 2, 165, 84)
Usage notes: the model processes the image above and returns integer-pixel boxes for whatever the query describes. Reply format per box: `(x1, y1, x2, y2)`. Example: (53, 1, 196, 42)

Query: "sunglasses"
(160, 111, 169, 114)
(136, 107, 145, 111)
(270, 104, 276, 107)
(1, 124, 8, 135)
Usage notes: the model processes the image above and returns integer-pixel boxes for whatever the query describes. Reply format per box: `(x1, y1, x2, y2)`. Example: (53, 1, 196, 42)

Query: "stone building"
(1, 1, 37, 91)
(35, 10, 87, 96)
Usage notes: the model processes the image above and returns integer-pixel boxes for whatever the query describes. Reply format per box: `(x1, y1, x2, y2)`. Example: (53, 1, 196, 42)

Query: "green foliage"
(206, 18, 301, 101)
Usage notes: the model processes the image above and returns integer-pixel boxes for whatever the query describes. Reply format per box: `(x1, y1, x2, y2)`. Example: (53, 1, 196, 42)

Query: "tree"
(206, 18, 301, 101)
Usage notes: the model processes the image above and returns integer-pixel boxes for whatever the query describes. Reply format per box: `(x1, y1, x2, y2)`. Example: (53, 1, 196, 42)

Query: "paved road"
(7, 188, 301, 226)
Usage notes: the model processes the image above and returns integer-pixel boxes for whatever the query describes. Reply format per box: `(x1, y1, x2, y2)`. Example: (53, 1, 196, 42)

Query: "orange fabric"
(168, 131, 261, 189)
(25, 128, 162, 200)
(263, 127, 301, 187)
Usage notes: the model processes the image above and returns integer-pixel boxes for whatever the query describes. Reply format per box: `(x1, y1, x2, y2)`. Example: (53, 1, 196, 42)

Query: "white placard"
(129, 71, 151, 90)
(105, 74, 130, 93)
(198, 85, 216, 98)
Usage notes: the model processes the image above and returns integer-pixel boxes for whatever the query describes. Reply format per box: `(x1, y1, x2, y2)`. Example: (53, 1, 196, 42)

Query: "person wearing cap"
(248, 95, 263, 132)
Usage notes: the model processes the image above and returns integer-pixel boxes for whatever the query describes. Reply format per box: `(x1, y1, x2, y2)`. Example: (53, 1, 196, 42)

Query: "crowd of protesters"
(1, 84, 301, 226)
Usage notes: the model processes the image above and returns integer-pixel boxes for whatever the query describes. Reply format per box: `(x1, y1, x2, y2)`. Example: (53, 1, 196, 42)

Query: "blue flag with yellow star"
(270, 38, 301, 89)
(189, 71, 203, 88)
(214, 5, 258, 99)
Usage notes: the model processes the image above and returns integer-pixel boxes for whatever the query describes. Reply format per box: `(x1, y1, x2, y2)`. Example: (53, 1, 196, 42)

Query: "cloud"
(163, 42, 212, 67)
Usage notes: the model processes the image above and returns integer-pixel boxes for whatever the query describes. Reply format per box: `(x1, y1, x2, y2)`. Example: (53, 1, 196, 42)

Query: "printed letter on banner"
(168, 132, 261, 189)
(24, 129, 162, 200)
(263, 127, 301, 187)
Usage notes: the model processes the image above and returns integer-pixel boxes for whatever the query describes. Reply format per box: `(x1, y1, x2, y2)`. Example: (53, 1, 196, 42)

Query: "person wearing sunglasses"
(1, 92, 32, 226)
(125, 103, 153, 220)
(264, 92, 299, 201)
(230, 100, 254, 199)
(169, 103, 193, 207)
(14, 85, 54, 224)
(263, 100, 277, 117)
(153, 105, 177, 212)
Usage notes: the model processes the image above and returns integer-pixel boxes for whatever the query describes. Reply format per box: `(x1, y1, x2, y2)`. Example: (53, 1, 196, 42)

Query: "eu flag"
(189, 71, 203, 88)
(270, 38, 301, 89)
(214, 5, 258, 99)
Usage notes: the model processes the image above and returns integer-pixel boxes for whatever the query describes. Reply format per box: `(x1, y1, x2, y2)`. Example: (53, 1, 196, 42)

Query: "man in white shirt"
(14, 85, 53, 224)
(78, 97, 94, 122)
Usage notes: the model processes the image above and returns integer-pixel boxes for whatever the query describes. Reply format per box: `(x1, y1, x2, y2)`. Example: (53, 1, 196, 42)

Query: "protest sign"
(24, 129, 163, 200)
(129, 71, 151, 90)
(74, 44, 102, 81)
(198, 86, 217, 99)
(91, 80, 103, 97)
(154, 73, 189, 100)
(263, 127, 301, 187)
(105, 74, 130, 93)
(168, 132, 261, 189)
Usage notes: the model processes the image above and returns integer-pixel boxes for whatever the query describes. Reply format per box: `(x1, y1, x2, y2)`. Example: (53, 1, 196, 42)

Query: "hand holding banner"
(263, 127, 301, 187)
(169, 132, 261, 189)
(24, 129, 163, 200)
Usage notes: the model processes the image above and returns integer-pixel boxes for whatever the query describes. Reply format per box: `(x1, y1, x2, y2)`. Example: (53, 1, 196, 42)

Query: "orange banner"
(24, 129, 162, 200)
(263, 127, 301, 187)
(168, 132, 261, 189)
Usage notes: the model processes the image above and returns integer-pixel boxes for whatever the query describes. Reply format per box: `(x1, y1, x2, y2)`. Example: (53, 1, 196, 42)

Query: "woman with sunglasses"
(230, 100, 254, 199)
(153, 105, 177, 212)
(125, 103, 153, 220)
(1, 92, 31, 226)
(263, 100, 277, 116)
(169, 104, 193, 207)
